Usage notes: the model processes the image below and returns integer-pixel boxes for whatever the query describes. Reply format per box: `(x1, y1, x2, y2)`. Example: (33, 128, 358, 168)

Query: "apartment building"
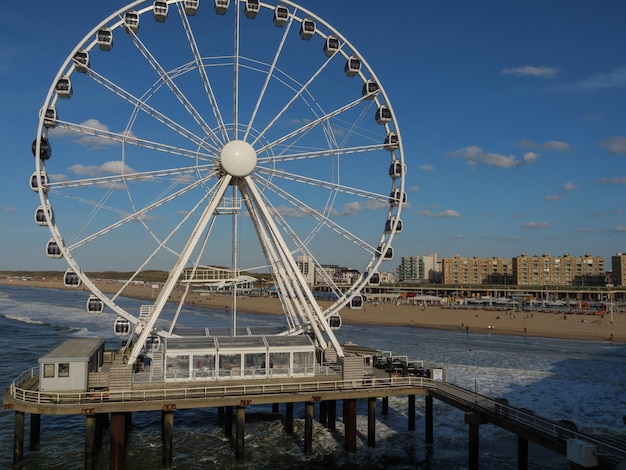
(513, 253, 605, 286)
(442, 255, 512, 285)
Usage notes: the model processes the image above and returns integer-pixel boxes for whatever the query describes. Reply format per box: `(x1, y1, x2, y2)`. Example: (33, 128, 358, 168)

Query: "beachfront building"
(295, 255, 315, 287)
(611, 252, 626, 286)
(398, 253, 439, 283)
(441, 255, 512, 285)
(513, 253, 605, 287)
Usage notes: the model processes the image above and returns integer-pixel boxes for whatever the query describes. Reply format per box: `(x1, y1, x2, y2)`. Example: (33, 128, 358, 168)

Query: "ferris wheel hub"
(219, 140, 257, 177)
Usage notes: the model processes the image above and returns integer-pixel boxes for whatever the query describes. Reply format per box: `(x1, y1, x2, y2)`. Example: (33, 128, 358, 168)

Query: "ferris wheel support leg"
(127, 175, 233, 365)
(243, 177, 344, 358)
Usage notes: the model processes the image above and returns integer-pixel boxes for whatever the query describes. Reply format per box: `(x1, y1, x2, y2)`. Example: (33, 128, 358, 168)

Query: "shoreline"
(1, 277, 623, 343)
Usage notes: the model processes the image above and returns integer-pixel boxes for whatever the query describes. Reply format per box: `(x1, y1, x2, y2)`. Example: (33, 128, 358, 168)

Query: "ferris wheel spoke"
(82, 66, 220, 153)
(125, 26, 222, 145)
(255, 166, 388, 203)
(253, 188, 344, 300)
(257, 142, 387, 164)
(112, 189, 217, 308)
(253, 173, 377, 255)
(242, 10, 294, 142)
(54, 120, 215, 162)
(255, 94, 373, 153)
(47, 164, 215, 191)
(176, 2, 228, 143)
(65, 172, 218, 252)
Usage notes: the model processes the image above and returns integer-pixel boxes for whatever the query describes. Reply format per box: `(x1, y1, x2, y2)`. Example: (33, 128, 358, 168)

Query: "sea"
(1, 283, 624, 469)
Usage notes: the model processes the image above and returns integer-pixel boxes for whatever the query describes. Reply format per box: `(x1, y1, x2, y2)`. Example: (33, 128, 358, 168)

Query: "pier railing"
(7, 367, 427, 406)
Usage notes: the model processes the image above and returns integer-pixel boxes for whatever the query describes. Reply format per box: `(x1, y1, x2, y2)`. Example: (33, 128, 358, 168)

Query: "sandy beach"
(1, 277, 623, 343)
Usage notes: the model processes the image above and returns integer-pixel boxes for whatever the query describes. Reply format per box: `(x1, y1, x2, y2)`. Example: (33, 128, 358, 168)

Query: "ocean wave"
(3, 313, 45, 325)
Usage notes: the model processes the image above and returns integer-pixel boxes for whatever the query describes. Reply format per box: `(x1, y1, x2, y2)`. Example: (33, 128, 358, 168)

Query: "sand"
(1, 277, 623, 343)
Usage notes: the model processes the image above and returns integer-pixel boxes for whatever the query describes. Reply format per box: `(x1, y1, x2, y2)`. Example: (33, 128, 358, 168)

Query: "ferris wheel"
(31, 0, 406, 363)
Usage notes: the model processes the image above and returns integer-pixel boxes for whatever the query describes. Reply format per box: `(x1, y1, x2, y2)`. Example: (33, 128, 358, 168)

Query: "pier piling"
(109, 412, 126, 470)
(517, 435, 528, 470)
(284, 402, 294, 433)
(304, 401, 314, 453)
(327, 399, 336, 431)
(408, 394, 416, 431)
(367, 397, 376, 447)
(13, 411, 24, 467)
(236, 405, 245, 459)
(29, 413, 40, 449)
(162, 408, 174, 466)
(85, 414, 97, 469)
(343, 398, 357, 451)
(425, 395, 434, 446)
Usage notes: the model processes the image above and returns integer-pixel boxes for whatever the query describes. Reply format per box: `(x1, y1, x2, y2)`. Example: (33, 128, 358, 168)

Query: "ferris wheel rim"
(32, 0, 406, 340)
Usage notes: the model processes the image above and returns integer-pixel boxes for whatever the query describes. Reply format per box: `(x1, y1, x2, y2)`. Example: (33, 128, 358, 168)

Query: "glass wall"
(165, 354, 190, 380)
(193, 353, 215, 379)
(219, 353, 241, 378)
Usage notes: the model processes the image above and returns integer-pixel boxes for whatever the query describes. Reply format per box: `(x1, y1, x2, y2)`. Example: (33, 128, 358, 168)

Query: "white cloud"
(546, 195, 562, 201)
(447, 146, 539, 168)
(517, 139, 571, 151)
(521, 221, 550, 229)
(601, 136, 626, 155)
(50, 118, 134, 150)
(501, 66, 560, 78)
(561, 181, 577, 192)
(419, 164, 435, 171)
(68, 160, 135, 176)
(599, 176, 626, 185)
(564, 65, 626, 92)
(576, 227, 602, 233)
(418, 209, 461, 218)
(612, 225, 626, 233)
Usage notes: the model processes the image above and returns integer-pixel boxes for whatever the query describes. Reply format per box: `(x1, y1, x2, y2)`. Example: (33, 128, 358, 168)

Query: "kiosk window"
(58, 363, 70, 377)
(43, 363, 55, 378)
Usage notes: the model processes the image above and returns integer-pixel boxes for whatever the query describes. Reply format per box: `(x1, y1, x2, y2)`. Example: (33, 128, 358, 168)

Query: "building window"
(43, 363, 55, 378)
(58, 363, 70, 377)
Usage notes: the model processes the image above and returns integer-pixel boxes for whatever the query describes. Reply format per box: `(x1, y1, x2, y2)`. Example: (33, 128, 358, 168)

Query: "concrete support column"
(95, 413, 107, 450)
(327, 400, 336, 431)
(343, 398, 357, 451)
(13, 411, 24, 467)
(85, 414, 97, 470)
(217, 406, 225, 423)
(272, 403, 279, 413)
(319, 400, 328, 426)
(284, 402, 294, 434)
(162, 409, 174, 467)
(304, 401, 314, 454)
(465, 412, 485, 470)
(225, 405, 233, 437)
(367, 397, 376, 448)
(517, 435, 529, 470)
(382, 396, 389, 416)
(408, 394, 416, 431)
(29, 413, 41, 449)
(236, 405, 246, 460)
(425, 395, 434, 446)
(110, 412, 127, 470)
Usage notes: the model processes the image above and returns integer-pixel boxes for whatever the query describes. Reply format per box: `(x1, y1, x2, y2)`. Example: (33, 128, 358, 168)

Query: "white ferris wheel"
(31, 0, 406, 364)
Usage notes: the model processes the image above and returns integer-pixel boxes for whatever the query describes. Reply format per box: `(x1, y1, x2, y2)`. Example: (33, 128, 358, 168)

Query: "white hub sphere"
(219, 140, 257, 177)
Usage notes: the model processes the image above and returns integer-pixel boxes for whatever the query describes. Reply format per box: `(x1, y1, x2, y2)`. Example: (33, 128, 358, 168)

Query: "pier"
(5, 362, 625, 469)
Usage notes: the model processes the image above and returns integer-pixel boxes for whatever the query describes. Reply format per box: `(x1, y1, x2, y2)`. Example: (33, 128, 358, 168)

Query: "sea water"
(0, 283, 624, 469)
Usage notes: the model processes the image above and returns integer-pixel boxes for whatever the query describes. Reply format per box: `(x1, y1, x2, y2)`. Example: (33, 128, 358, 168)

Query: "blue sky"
(1, 0, 626, 272)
